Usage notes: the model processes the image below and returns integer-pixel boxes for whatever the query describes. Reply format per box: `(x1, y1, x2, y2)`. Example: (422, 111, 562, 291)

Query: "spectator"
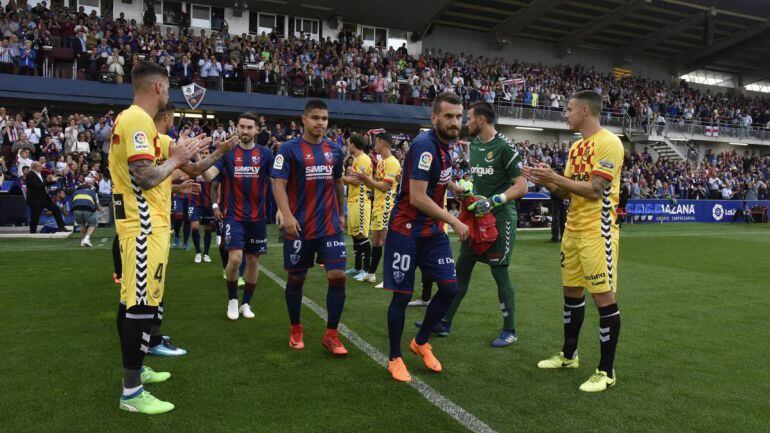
(17, 39, 36, 75)
(72, 178, 100, 246)
(26, 160, 67, 233)
(107, 50, 125, 83)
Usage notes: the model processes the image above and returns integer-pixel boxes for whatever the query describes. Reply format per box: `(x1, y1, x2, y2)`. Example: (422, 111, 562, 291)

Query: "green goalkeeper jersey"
(468, 132, 522, 220)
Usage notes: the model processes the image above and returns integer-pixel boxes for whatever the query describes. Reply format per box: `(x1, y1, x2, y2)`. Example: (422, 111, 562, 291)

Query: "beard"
(468, 124, 480, 137)
(436, 124, 460, 142)
(240, 134, 254, 145)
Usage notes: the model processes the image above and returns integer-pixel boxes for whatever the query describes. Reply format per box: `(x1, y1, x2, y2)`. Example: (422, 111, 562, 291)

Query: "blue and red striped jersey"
(189, 178, 212, 208)
(389, 129, 453, 237)
(271, 137, 344, 240)
(215, 144, 274, 221)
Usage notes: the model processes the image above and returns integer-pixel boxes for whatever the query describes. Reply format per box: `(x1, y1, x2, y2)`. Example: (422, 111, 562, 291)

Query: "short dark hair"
(349, 133, 366, 150)
(432, 92, 463, 114)
(570, 90, 602, 117)
(376, 132, 394, 146)
(153, 101, 175, 121)
(131, 61, 168, 89)
(238, 112, 259, 125)
(469, 101, 495, 124)
(304, 99, 328, 113)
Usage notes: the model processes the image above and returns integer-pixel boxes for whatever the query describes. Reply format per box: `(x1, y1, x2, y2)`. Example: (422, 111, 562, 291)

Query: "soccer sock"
(360, 239, 371, 273)
(192, 230, 201, 253)
(204, 230, 212, 254)
(219, 241, 228, 269)
(227, 280, 238, 300)
(242, 282, 256, 305)
(120, 305, 155, 391)
(112, 236, 122, 278)
(420, 273, 433, 302)
(182, 220, 191, 245)
(368, 245, 382, 274)
(598, 303, 621, 377)
(491, 266, 516, 331)
(240, 258, 246, 277)
(442, 255, 475, 323)
(149, 302, 164, 347)
(285, 273, 305, 325)
(562, 296, 586, 359)
(116, 302, 126, 338)
(416, 282, 458, 345)
(353, 238, 362, 271)
(387, 292, 410, 359)
(326, 277, 346, 329)
(172, 218, 182, 240)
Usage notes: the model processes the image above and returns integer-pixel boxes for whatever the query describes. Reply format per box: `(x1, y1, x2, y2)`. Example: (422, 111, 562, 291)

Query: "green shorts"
(459, 216, 516, 267)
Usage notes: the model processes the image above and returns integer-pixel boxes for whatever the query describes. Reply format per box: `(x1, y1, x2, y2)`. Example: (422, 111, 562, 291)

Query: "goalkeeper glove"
(467, 193, 507, 216)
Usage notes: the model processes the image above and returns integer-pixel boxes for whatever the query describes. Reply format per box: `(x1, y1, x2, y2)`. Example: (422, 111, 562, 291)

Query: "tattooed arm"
(128, 133, 208, 190)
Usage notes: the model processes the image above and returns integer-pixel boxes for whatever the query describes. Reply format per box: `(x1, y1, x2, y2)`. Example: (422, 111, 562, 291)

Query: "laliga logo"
(712, 204, 724, 221)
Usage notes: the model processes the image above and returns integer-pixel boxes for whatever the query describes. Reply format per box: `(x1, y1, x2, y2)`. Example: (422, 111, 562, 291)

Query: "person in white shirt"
(336, 77, 347, 100)
(24, 120, 41, 147)
(17, 148, 33, 174)
(211, 125, 227, 143)
(99, 177, 112, 195)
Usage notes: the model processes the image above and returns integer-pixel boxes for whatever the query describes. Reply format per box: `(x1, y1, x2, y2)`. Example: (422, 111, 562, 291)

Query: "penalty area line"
(259, 265, 497, 433)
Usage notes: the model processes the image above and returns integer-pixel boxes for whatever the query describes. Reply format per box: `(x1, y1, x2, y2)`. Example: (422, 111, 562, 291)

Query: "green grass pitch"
(2, 223, 769, 432)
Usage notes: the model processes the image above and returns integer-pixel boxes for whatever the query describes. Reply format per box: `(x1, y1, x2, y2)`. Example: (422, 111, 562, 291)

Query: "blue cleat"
(148, 338, 188, 357)
(492, 330, 518, 347)
(172, 238, 179, 248)
(414, 320, 451, 337)
(344, 268, 359, 276)
(182, 243, 190, 251)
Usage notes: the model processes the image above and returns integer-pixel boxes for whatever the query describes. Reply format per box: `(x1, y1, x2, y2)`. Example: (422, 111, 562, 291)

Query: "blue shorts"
(223, 219, 267, 255)
(172, 196, 189, 217)
(283, 233, 347, 273)
(383, 231, 457, 294)
(188, 205, 214, 225)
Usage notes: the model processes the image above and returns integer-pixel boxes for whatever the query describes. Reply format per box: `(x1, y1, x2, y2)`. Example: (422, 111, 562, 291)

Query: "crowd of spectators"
(3, 1, 770, 134)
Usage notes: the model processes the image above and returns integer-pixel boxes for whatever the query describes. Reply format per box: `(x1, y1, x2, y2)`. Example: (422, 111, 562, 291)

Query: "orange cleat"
(409, 338, 442, 372)
(289, 324, 304, 350)
(321, 329, 348, 356)
(387, 357, 412, 382)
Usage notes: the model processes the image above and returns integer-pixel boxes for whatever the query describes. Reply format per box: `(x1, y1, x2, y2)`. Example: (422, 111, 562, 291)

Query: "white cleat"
(407, 299, 430, 307)
(375, 282, 384, 289)
(81, 238, 92, 247)
(362, 273, 376, 283)
(194, 253, 202, 264)
(203, 254, 212, 263)
(353, 270, 368, 281)
(239, 304, 255, 319)
(227, 299, 239, 320)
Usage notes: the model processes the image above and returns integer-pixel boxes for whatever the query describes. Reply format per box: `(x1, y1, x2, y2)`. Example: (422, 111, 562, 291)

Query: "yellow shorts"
(560, 233, 619, 293)
(119, 229, 170, 308)
(347, 200, 372, 237)
(370, 206, 392, 231)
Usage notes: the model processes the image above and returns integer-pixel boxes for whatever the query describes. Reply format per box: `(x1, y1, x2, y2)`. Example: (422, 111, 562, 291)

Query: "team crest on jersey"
(252, 155, 261, 164)
(324, 151, 334, 162)
(418, 152, 433, 171)
(133, 131, 149, 151)
(393, 271, 405, 284)
(273, 154, 284, 170)
(485, 151, 494, 162)
(290, 253, 301, 266)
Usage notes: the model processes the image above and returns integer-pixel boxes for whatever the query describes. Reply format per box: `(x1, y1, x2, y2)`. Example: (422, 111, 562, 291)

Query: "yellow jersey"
(348, 152, 372, 204)
(563, 128, 624, 237)
(157, 134, 174, 218)
(373, 155, 401, 212)
(109, 105, 171, 237)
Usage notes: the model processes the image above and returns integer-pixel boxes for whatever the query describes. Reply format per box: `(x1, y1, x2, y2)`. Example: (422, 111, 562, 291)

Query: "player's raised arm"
(129, 133, 208, 190)
(409, 178, 469, 240)
(178, 134, 238, 179)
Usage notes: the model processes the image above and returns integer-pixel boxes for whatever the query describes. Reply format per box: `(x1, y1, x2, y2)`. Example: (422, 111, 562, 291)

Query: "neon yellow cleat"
(579, 370, 616, 392)
(119, 390, 175, 414)
(537, 352, 580, 369)
(140, 366, 170, 384)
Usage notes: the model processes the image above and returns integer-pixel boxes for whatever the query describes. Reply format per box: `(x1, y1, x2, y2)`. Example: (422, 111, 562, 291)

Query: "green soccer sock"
(491, 265, 515, 331)
(443, 255, 475, 323)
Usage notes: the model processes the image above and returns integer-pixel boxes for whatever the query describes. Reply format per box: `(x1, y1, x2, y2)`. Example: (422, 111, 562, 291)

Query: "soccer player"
(171, 191, 191, 249)
(522, 90, 624, 392)
(351, 131, 401, 284)
(203, 113, 274, 321)
(271, 99, 349, 356)
(384, 93, 470, 382)
(437, 101, 528, 347)
(111, 62, 229, 414)
(188, 152, 215, 264)
(342, 133, 373, 281)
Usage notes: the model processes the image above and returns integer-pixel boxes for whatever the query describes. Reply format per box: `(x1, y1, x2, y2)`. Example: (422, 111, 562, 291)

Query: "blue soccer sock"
(285, 273, 305, 325)
(203, 230, 212, 255)
(182, 220, 191, 245)
(387, 292, 410, 359)
(326, 277, 346, 329)
(416, 282, 458, 345)
(226, 280, 238, 300)
(242, 282, 256, 305)
(192, 230, 201, 253)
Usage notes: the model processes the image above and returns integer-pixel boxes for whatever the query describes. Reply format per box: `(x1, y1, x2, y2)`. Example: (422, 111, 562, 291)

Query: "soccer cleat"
(537, 352, 580, 369)
(239, 303, 255, 319)
(322, 330, 348, 356)
(119, 390, 174, 414)
(408, 299, 430, 307)
(491, 330, 518, 347)
(81, 238, 92, 247)
(140, 366, 171, 384)
(113, 273, 122, 285)
(203, 254, 212, 263)
(362, 273, 376, 283)
(353, 270, 369, 281)
(387, 357, 412, 382)
(194, 253, 202, 263)
(375, 282, 384, 289)
(149, 339, 187, 357)
(183, 243, 190, 251)
(413, 320, 450, 337)
(222, 269, 227, 279)
(344, 268, 359, 276)
(288, 324, 304, 350)
(409, 338, 441, 372)
(172, 238, 179, 248)
(237, 277, 245, 287)
(579, 370, 616, 392)
(227, 299, 239, 320)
